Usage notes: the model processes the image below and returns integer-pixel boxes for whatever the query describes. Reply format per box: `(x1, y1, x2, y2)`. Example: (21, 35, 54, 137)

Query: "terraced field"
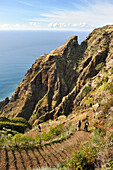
(0, 131, 90, 170)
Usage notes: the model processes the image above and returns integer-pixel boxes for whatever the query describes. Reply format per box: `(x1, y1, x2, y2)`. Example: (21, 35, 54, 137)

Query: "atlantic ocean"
(0, 30, 89, 101)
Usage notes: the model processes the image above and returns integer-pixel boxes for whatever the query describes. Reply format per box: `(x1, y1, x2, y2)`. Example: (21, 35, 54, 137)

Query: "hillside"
(0, 25, 113, 169)
(0, 105, 112, 169)
(0, 25, 113, 127)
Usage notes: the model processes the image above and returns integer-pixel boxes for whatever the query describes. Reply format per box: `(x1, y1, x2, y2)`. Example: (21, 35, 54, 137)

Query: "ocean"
(0, 31, 89, 101)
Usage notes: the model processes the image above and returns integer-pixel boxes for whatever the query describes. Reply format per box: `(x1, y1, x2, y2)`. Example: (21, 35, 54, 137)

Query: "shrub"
(95, 62, 105, 71)
(35, 124, 64, 142)
(93, 126, 106, 137)
(89, 103, 92, 107)
(49, 124, 63, 137)
(103, 83, 110, 91)
(97, 81, 103, 88)
(103, 76, 109, 82)
(83, 85, 91, 95)
(13, 133, 33, 146)
(66, 143, 96, 169)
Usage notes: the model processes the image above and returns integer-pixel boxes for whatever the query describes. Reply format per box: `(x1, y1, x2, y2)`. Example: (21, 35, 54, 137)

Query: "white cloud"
(0, 23, 40, 30)
(48, 22, 93, 30)
(29, 22, 40, 27)
(48, 22, 69, 28)
(1, 0, 113, 31)
(26, 0, 113, 30)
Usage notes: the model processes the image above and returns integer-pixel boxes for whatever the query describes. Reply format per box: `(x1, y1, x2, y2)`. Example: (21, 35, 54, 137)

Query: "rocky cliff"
(1, 25, 113, 125)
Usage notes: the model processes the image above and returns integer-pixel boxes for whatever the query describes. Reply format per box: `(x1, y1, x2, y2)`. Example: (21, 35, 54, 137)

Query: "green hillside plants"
(65, 124, 112, 170)
(9, 117, 31, 127)
(103, 76, 109, 82)
(95, 62, 105, 71)
(35, 123, 64, 143)
(65, 142, 96, 170)
(0, 116, 31, 133)
(83, 84, 91, 96)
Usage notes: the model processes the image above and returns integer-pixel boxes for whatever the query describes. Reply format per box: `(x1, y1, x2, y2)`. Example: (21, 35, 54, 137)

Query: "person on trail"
(84, 120, 89, 132)
(77, 119, 81, 131)
(38, 123, 41, 132)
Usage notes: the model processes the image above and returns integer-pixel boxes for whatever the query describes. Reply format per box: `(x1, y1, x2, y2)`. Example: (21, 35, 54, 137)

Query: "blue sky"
(0, 0, 113, 30)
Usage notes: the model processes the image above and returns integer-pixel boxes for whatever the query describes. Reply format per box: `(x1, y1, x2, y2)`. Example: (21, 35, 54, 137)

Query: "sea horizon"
(0, 30, 89, 101)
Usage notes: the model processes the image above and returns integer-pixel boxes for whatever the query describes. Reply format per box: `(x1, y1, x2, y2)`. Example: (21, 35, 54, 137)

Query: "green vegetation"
(35, 124, 64, 142)
(83, 84, 91, 96)
(66, 142, 96, 170)
(103, 76, 109, 82)
(64, 126, 113, 170)
(0, 120, 75, 148)
(0, 116, 31, 133)
(83, 97, 93, 107)
(97, 81, 103, 88)
(95, 62, 105, 71)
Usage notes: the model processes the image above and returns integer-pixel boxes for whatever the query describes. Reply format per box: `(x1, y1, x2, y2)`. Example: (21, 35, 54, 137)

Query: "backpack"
(85, 122, 89, 126)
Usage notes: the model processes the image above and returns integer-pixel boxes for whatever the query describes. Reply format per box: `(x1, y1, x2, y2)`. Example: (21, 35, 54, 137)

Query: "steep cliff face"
(0, 36, 85, 123)
(1, 25, 113, 125)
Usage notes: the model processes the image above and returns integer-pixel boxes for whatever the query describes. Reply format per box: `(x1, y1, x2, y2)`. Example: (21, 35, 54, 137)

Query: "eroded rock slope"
(1, 25, 113, 125)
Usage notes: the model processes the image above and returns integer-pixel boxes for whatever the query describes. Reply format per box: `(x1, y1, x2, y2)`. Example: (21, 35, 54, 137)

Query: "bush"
(89, 103, 92, 107)
(66, 143, 96, 169)
(103, 83, 110, 91)
(95, 62, 105, 71)
(48, 124, 63, 138)
(94, 127, 106, 137)
(97, 81, 103, 88)
(35, 124, 64, 142)
(103, 76, 109, 82)
(83, 85, 91, 95)
(13, 133, 33, 146)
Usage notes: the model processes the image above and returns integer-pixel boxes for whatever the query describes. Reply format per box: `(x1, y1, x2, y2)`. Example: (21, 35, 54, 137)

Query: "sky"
(0, 0, 113, 31)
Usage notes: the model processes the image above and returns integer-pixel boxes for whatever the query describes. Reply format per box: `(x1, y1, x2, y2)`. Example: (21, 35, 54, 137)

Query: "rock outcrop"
(1, 25, 113, 125)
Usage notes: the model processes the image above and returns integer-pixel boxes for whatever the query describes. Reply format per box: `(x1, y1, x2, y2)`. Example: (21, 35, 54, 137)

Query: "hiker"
(38, 123, 41, 132)
(77, 119, 81, 131)
(84, 120, 89, 132)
